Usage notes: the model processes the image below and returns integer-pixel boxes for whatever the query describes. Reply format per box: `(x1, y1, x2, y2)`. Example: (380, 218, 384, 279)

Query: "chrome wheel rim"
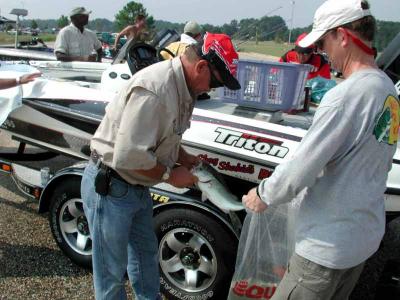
(59, 198, 92, 256)
(159, 228, 217, 292)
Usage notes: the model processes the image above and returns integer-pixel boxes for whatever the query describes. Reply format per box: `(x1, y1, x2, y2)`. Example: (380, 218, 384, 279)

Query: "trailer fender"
(38, 167, 84, 213)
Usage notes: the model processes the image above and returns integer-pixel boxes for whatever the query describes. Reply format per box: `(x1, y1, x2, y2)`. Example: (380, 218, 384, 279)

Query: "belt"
(90, 150, 129, 184)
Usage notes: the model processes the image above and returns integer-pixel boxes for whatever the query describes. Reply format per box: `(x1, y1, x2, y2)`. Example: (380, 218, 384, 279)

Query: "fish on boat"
(192, 162, 244, 212)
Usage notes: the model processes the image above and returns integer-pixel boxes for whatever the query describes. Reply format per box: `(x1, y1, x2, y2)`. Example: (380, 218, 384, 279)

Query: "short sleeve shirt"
(91, 57, 195, 186)
(54, 24, 102, 57)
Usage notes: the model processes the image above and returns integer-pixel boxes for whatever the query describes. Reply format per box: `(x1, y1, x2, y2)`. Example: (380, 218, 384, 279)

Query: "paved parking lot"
(1, 129, 400, 299)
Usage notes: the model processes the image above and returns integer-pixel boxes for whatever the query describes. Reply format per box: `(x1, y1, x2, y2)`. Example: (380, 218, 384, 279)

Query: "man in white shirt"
(161, 21, 203, 60)
(54, 7, 102, 62)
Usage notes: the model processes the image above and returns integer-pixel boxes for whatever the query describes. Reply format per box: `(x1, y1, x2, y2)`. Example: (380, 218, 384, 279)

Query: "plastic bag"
(228, 203, 298, 300)
(306, 76, 337, 104)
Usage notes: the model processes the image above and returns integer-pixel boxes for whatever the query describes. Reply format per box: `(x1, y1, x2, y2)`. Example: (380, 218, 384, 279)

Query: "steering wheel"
(126, 42, 159, 75)
(157, 47, 176, 60)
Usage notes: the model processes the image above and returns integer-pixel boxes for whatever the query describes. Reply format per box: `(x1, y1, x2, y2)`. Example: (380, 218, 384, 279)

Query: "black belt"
(90, 151, 129, 184)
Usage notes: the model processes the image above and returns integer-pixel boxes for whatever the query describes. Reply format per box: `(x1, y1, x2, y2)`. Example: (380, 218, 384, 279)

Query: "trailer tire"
(49, 177, 92, 268)
(154, 208, 237, 300)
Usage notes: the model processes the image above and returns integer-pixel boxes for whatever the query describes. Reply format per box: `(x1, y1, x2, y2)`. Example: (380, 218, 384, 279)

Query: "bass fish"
(192, 162, 244, 212)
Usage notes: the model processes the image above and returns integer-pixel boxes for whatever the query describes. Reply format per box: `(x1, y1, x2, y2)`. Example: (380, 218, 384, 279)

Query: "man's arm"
(0, 72, 42, 90)
(258, 104, 352, 206)
(55, 51, 97, 62)
(96, 48, 103, 62)
(135, 163, 198, 188)
(177, 146, 200, 169)
(243, 104, 352, 211)
(113, 26, 132, 49)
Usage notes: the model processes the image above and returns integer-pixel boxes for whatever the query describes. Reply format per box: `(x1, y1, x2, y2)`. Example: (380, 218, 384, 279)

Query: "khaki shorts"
(272, 253, 365, 300)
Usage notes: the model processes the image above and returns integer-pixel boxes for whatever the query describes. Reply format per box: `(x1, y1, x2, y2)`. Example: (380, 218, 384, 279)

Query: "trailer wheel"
(154, 208, 237, 300)
(49, 177, 92, 268)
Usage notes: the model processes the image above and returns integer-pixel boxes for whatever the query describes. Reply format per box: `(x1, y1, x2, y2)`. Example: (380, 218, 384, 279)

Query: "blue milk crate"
(217, 59, 311, 111)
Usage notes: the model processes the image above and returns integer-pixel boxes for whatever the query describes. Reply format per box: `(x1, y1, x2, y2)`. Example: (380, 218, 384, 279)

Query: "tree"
(57, 15, 69, 29)
(31, 20, 38, 29)
(114, 1, 154, 31)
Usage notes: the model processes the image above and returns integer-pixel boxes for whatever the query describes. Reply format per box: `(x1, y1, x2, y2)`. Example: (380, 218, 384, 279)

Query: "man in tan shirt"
(81, 32, 240, 299)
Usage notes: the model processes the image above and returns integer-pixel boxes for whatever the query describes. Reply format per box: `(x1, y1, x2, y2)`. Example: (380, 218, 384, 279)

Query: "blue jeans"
(81, 161, 160, 300)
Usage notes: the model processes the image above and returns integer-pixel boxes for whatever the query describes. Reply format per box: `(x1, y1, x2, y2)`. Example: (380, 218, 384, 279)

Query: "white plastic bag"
(228, 203, 297, 300)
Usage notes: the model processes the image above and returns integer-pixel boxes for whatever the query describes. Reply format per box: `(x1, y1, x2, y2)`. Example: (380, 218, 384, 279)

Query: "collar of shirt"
(69, 23, 86, 35)
(180, 33, 197, 45)
(171, 57, 195, 105)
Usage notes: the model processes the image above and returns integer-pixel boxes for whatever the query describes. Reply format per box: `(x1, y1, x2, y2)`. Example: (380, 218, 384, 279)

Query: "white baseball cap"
(184, 21, 202, 36)
(299, 0, 371, 48)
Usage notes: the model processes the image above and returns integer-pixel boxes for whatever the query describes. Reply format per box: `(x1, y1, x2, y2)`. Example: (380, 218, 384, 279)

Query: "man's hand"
(20, 72, 42, 84)
(87, 54, 97, 62)
(177, 148, 201, 170)
(242, 187, 268, 212)
(167, 166, 198, 188)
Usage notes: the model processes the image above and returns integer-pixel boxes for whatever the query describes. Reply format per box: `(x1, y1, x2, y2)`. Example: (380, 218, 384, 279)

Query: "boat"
(0, 37, 56, 61)
(0, 33, 399, 300)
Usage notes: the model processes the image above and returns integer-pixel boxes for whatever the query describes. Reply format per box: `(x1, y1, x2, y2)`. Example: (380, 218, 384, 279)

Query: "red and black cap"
(196, 32, 241, 90)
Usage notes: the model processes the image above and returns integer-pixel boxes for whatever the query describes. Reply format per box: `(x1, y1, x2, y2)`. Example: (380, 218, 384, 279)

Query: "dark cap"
(196, 32, 241, 90)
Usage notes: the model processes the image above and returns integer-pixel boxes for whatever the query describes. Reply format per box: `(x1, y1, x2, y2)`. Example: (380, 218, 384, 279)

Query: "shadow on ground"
(0, 241, 89, 278)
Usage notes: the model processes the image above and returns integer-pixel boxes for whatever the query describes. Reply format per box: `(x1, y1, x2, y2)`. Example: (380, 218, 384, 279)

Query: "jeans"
(81, 161, 160, 300)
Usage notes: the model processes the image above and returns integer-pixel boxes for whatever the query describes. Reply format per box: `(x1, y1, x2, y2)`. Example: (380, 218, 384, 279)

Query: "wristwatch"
(161, 166, 171, 181)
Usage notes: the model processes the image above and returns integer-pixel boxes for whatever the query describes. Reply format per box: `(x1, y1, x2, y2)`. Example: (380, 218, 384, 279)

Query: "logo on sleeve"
(374, 95, 400, 145)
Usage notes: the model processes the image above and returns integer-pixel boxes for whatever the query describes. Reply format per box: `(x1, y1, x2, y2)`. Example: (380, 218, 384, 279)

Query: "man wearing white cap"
(54, 7, 102, 62)
(242, 0, 399, 299)
(160, 21, 203, 60)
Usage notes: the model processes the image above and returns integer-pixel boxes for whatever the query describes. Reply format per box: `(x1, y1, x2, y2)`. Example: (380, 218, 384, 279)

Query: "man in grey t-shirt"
(242, 0, 400, 299)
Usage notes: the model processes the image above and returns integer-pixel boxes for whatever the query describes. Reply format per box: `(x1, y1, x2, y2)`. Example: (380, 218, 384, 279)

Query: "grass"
(234, 40, 293, 58)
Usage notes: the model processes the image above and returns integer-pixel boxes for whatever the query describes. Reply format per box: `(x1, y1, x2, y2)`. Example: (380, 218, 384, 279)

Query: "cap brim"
(212, 56, 241, 90)
(199, 41, 241, 91)
(217, 66, 241, 90)
(71, 10, 91, 16)
(298, 30, 326, 48)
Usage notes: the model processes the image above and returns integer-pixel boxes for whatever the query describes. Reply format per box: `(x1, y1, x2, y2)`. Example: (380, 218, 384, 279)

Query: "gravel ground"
(0, 131, 94, 299)
(0, 171, 94, 299)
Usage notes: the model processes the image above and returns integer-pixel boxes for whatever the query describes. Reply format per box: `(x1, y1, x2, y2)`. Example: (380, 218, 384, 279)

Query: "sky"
(0, 0, 399, 28)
